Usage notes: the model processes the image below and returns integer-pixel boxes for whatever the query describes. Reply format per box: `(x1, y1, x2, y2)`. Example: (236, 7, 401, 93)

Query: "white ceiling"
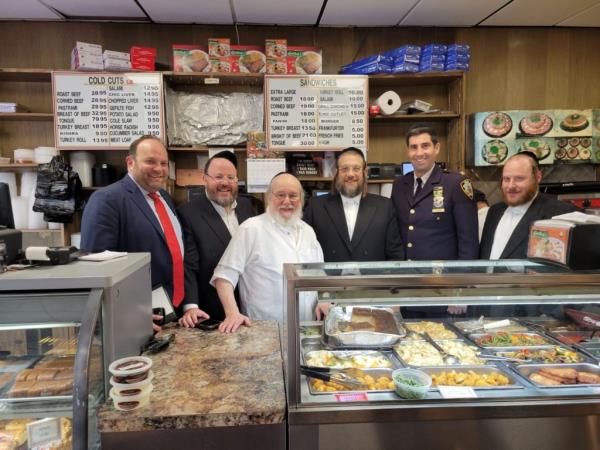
(1, 0, 600, 26)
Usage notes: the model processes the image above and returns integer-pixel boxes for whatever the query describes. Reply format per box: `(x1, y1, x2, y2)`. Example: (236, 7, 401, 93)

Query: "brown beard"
(503, 185, 537, 206)
(335, 175, 364, 198)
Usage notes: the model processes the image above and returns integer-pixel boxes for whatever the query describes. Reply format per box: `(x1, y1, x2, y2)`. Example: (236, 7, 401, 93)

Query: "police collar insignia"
(460, 179, 474, 200)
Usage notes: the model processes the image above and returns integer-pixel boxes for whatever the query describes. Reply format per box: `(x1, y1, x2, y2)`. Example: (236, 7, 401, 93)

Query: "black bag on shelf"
(33, 155, 84, 223)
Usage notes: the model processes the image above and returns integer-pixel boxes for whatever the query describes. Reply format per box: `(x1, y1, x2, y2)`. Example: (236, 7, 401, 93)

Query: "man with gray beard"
(211, 173, 323, 333)
(178, 152, 256, 327)
(304, 147, 404, 262)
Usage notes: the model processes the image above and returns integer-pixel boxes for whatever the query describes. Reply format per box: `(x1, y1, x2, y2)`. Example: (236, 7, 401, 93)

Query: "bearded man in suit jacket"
(81, 135, 185, 332)
(178, 152, 256, 328)
(480, 151, 579, 260)
(303, 147, 404, 262)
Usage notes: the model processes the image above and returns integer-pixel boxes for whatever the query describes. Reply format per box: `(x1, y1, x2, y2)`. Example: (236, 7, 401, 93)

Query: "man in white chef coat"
(211, 173, 324, 333)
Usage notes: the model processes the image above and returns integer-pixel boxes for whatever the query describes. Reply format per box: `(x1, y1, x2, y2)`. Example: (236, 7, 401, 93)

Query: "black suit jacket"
(303, 193, 404, 262)
(480, 193, 579, 260)
(177, 195, 255, 320)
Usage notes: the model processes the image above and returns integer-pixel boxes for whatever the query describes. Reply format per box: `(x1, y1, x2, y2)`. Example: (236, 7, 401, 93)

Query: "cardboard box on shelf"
(210, 56, 232, 73)
(287, 46, 322, 74)
(267, 57, 287, 74)
(172, 45, 211, 73)
(208, 38, 231, 57)
(131, 46, 157, 58)
(231, 45, 266, 73)
(265, 39, 287, 58)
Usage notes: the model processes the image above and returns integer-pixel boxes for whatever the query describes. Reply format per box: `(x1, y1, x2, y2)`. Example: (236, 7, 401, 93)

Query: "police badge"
(460, 179, 474, 200)
(432, 186, 444, 213)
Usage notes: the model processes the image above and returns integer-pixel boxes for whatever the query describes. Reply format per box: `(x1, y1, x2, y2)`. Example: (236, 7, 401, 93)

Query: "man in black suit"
(480, 151, 579, 260)
(177, 152, 255, 327)
(304, 147, 404, 262)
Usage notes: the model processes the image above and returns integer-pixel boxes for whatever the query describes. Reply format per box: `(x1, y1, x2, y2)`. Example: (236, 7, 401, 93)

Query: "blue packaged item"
(420, 53, 446, 64)
(383, 45, 421, 58)
(392, 53, 420, 64)
(340, 54, 392, 72)
(422, 44, 447, 54)
(390, 62, 420, 73)
(445, 62, 469, 71)
(447, 44, 470, 53)
(419, 62, 445, 72)
(446, 52, 471, 62)
(340, 54, 393, 75)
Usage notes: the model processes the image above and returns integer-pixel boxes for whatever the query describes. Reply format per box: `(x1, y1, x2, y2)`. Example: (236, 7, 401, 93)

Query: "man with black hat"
(178, 151, 256, 327)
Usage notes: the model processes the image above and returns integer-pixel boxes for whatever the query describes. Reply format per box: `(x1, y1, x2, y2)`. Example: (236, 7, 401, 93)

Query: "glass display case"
(284, 260, 600, 450)
(0, 254, 152, 450)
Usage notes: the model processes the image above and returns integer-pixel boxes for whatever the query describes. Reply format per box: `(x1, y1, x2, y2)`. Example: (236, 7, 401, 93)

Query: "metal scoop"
(421, 332, 460, 365)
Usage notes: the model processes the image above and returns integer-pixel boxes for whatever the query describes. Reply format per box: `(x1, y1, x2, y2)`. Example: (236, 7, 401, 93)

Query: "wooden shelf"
(368, 71, 464, 87)
(168, 145, 247, 153)
(367, 179, 397, 184)
(163, 72, 264, 87)
(0, 163, 38, 170)
(297, 176, 332, 182)
(370, 112, 460, 122)
(0, 68, 53, 82)
(0, 112, 53, 121)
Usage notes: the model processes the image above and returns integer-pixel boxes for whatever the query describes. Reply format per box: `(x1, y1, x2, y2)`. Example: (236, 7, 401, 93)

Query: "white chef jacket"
(211, 213, 324, 324)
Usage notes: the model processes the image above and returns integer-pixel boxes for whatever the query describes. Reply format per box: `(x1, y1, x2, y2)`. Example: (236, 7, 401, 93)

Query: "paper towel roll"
(375, 91, 401, 115)
(11, 196, 28, 229)
(71, 233, 81, 249)
(20, 172, 37, 197)
(27, 188, 46, 230)
(25, 246, 50, 261)
(0, 172, 17, 197)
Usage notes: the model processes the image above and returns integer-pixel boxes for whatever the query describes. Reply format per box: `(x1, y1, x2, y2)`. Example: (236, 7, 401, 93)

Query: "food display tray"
(421, 365, 523, 390)
(492, 345, 589, 365)
(393, 339, 487, 367)
(306, 368, 395, 395)
(547, 331, 600, 346)
(573, 342, 600, 360)
(453, 318, 528, 334)
(516, 363, 600, 388)
(299, 321, 323, 337)
(324, 306, 405, 349)
(468, 332, 554, 350)
(303, 350, 397, 370)
(402, 319, 460, 340)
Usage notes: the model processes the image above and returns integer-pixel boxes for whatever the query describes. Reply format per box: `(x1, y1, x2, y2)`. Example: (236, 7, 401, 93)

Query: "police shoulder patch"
(460, 179, 474, 200)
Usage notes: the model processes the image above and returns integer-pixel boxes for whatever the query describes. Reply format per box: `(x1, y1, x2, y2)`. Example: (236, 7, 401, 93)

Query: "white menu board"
(265, 75, 368, 151)
(53, 72, 164, 149)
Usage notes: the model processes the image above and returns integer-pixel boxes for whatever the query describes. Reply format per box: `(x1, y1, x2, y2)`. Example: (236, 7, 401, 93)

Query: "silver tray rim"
(516, 363, 600, 388)
(421, 365, 524, 390)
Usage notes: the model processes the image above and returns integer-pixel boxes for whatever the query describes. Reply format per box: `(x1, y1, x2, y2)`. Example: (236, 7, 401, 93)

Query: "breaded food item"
(529, 373, 561, 386)
(0, 373, 13, 390)
(539, 367, 577, 383)
(576, 371, 600, 384)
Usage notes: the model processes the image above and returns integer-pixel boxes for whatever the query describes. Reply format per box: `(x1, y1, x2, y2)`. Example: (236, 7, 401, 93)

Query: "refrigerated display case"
(284, 259, 600, 450)
(0, 254, 152, 449)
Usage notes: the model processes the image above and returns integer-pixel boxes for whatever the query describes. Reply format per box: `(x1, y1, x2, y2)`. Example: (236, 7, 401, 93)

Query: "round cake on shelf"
(520, 139, 551, 161)
(482, 139, 509, 165)
(568, 137, 580, 147)
(580, 137, 592, 148)
(555, 148, 567, 160)
(560, 113, 589, 132)
(556, 138, 568, 148)
(579, 148, 592, 160)
(519, 112, 553, 136)
(567, 147, 579, 159)
(482, 112, 513, 137)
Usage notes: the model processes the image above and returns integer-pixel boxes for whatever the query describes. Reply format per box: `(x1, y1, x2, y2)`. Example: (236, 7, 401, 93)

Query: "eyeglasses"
(272, 192, 301, 202)
(205, 173, 238, 184)
(338, 165, 363, 174)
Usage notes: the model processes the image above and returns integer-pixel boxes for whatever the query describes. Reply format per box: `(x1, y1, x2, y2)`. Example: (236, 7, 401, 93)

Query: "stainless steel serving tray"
(299, 321, 323, 337)
(394, 339, 487, 367)
(422, 365, 523, 390)
(324, 306, 405, 349)
(402, 319, 459, 340)
(303, 350, 396, 369)
(453, 318, 528, 334)
(468, 332, 554, 350)
(575, 342, 600, 360)
(516, 363, 600, 388)
(493, 346, 588, 365)
(306, 368, 394, 395)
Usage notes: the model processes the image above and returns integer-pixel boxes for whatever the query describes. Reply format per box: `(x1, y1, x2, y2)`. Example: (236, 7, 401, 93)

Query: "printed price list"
(53, 72, 164, 149)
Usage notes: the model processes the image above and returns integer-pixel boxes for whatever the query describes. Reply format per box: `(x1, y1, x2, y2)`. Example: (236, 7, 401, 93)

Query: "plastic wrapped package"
(166, 89, 263, 146)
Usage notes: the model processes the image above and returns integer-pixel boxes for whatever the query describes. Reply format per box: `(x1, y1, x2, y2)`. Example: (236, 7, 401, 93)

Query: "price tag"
(334, 392, 369, 402)
(204, 77, 220, 85)
(438, 386, 477, 399)
(27, 417, 61, 449)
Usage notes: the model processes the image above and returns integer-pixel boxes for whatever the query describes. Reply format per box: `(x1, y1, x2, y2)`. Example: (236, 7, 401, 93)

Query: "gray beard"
(267, 206, 302, 227)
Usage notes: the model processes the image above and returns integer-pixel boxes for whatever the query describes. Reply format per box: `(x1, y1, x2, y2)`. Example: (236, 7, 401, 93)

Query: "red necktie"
(148, 192, 184, 307)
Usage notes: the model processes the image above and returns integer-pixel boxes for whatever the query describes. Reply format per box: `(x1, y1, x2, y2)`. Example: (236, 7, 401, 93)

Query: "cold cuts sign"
(265, 75, 368, 151)
(53, 72, 164, 149)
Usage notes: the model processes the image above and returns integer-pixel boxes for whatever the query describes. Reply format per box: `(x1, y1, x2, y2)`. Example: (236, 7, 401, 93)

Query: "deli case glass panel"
(284, 260, 600, 450)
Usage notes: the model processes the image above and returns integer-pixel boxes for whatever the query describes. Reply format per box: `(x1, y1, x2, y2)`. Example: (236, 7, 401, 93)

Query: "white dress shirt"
(211, 213, 324, 323)
(489, 196, 536, 259)
(477, 206, 489, 242)
(128, 174, 183, 254)
(206, 191, 239, 236)
(413, 164, 435, 195)
(340, 194, 361, 240)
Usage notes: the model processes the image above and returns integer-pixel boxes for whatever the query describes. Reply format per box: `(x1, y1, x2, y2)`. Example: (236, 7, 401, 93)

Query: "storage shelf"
(370, 112, 460, 122)
(368, 71, 464, 86)
(297, 176, 332, 182)
(0, 112, 53, 121)
(0, 68, 53, 82)
(168, 145, 247, 153)
(367, 179, 397, 184)
(0, 163, 38, 170)
(163, 72, 264, 87)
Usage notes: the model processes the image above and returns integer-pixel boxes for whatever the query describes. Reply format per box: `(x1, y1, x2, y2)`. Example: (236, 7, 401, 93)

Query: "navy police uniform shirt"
(391, 165, 478, 261)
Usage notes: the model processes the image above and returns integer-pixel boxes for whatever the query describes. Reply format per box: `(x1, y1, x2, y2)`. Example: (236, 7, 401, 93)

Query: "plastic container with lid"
(69, 151, 96, 187)
(109, 356, 153, 384)
(34, 146, 58, 164)
(13, 148, 34, 164)
(392, 368, 432, 399)
(110, 385, 153, 411)
(110, 371, 154, 396)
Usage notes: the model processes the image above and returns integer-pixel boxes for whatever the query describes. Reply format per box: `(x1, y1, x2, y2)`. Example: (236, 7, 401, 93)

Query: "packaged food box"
(131, 55, 155, 65)
(131, 62, 155, 71)
(210, 56, 232, 73)
(131, 46, 157, 58)
(266, 39, 287, 58)
(103, 50, 130, 61)
(447, 43, 470, 53)
(208, 38, 231, 57)
(445, 62, 469, 72)
(422, 44, 447, 55)
(104, 60, 132, 71)
(446, 52, 471, 63)
(384, 45, 421, 58)
(267, 57, 287, 74)
(287, 46, 322, 74)
(173, 45, 211, 73)
(231, 45, 266, 73)
(390, 62, 420, 73)
(74, 41, 102, 56)
(340, 54, 393, 74)
(420, 53, 446, 64)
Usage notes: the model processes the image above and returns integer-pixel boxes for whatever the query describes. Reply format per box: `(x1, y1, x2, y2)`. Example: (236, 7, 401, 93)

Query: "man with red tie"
(81, 135, 204, 331)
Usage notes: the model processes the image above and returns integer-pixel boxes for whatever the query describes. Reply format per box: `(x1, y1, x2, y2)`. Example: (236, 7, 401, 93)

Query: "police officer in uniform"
(391, 126, 478, 316)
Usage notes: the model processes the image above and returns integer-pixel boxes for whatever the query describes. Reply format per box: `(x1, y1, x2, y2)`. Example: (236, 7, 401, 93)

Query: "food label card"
(334, 392, 369, 402)
(438, 386, 477, 399)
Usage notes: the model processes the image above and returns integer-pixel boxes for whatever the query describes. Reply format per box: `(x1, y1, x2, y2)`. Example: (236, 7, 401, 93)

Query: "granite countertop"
(98, 321, 286, 432)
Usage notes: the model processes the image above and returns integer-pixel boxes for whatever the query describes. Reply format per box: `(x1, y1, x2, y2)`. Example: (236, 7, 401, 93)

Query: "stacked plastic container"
(109, 356, 154, 411)
(383, 45, 421, 73)
(445, 44, 471, 72)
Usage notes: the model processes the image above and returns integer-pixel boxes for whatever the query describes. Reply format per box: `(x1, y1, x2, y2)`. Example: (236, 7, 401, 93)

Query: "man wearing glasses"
(211, 173, 323, 333)
(178, 152, 256, 327)
(304, 147, 403, 263)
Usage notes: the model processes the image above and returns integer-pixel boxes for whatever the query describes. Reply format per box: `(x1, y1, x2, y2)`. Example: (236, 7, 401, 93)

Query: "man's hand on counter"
(178, 307, 210, 328)
(152, 314, 163, 333)
(219, 312, 251, 334)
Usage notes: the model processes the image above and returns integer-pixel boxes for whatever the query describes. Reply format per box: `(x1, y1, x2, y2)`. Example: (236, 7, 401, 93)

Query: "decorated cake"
(560, 113, 589, 132)
(482, 112, 512, 137)
(520, 139, 551, 160)
(482, 139, 508, 164)
(519, 112, 553, 136)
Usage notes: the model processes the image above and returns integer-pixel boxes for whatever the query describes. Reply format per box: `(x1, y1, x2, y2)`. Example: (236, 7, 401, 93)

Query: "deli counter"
(284, 260, 600, 450)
